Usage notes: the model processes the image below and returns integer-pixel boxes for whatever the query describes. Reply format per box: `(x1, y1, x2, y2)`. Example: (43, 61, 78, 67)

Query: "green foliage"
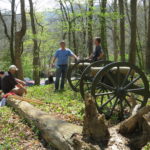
(0, 107, 48, 149)
(0, 50, 11, 71)
(26, 84, 84, 122)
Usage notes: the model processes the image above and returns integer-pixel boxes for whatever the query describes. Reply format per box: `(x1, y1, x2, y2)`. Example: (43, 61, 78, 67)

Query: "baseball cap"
(9, 65, 18, 71)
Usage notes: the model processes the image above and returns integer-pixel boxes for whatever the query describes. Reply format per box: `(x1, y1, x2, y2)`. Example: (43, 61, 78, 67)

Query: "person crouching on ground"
(51, 41, 79, 92)
(1, 65, 27, 96)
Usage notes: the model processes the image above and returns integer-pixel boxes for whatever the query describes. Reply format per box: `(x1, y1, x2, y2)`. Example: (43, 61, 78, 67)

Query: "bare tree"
(14, 0, 26, 79)
(10, 0, 15, 64)
(119, 0, 125, 61)
(145, 1, 150, 72)
(112, 0, 119, 62)
(29, 0, 40, 85)
(129, 0, 137, 65)
(100, 0, 108, 59)
(87, 0, 93, 55)
(0, 0, 15, 64)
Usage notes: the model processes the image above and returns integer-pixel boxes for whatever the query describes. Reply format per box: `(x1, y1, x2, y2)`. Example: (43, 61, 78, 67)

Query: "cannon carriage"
(67, 60, 150, 119)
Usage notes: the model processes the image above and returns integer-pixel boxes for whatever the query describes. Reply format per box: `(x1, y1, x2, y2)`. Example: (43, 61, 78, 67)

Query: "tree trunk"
(129, 0, 137, 65)
(119, 0, 125, 61)
(113, 0, 119, 62)
(87, 0, 94, 55)
(10, 0, 15, 64)
(100, 0, 109, 60)
(0, 0, 16, 64)
(14, 0, 26, 79)
(82, 95, 110, 143)
(29, 0, 40, 85)
(145, 1, 150, 72)
(69, 0, 78, 55)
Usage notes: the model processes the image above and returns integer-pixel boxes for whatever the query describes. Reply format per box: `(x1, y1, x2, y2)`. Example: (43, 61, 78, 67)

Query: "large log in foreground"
(7, 96, 150, 150)
(7, 96, 82, 150)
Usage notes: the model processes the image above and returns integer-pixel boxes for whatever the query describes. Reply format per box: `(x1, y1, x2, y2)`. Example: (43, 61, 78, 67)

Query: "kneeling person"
(1, 65, 27, 96)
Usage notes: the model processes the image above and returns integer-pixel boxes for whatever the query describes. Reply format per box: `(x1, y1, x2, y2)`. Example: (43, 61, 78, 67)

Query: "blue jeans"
(55, 65, 68, 90)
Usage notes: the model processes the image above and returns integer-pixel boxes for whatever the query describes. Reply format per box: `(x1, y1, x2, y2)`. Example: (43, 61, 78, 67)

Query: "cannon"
(67, 60, 150, 119)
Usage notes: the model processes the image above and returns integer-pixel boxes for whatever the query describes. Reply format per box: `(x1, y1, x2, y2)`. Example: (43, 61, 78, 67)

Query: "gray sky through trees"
(0, 0, 58, 12)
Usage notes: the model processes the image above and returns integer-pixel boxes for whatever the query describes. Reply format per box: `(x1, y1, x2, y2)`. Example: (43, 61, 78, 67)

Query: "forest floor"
(0, 107, 54, 150)
(26, 84, 84, 125)
(0, 84, 149, 150)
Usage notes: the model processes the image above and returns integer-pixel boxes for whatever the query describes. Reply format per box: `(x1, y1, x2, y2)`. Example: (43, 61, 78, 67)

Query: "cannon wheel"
(91, 62, 149, 120)
(80, 60, 111, 99)
(67, 60, 92, 92)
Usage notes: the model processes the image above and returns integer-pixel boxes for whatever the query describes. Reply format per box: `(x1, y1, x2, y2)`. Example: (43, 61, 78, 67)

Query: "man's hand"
(24, 88, 27, 95)
(16, 79, 26, 86)
(51, 63, 55, 68)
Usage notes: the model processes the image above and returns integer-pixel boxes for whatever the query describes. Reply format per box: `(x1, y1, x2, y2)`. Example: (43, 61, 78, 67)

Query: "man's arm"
(99, 52, 104, 59)
(16, 83, 27, 94)
(71, 54, 79, 60)
(51, 57, 57, 67)
(15, 78, 26, 86)
(69, 50, 79, 60)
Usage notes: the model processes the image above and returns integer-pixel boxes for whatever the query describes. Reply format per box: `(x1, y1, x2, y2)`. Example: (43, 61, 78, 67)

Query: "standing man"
(89, 37, 104, 61)
(1, 65, 27, 96)
(52, 41, 78, 92)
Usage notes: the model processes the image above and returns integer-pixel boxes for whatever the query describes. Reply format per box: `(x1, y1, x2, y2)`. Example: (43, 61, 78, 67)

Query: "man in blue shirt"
(52, 41, 78, 91)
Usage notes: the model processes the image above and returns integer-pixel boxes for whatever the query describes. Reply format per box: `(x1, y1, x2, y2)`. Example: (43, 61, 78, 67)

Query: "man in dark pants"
(52, 41, 78, 91)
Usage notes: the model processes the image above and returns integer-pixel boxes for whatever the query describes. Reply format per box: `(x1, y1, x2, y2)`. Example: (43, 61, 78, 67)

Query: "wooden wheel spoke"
(124, 76, 141, 90)
(74, 81, 80, 88)
(124, 97, 132, 108)
(109, 97, 119, 117)
(121, 68, 132, 87)
(74, 73, 82, 76)
(126, 94, 143, 103)
(97, 82, 115, 91)
(95, 92, 114, 96)
(106, 73, 117, 88)
(99, 95, 116, 109)
(119, 99, 124, 118)
(135, 98, 143, 103)
(127, 88, 145, 93)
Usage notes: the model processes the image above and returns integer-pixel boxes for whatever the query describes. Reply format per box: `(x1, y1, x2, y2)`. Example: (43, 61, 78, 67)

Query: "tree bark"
(14, 0, 26, 79)
(69, 0, 78, 54)
(113, 0, 119, 62)
(0, 1, 16, 64)
(0, 12, 10, 41)
(82, 95, 110, 143)
(100, 0, 109, 60)
(145, 1, 150, 72)
(119, 105, 150, 149)
(10, 0, 15, 64)
(119, 0, 125, 61)
(29, 0, 40, 85)
(87, 0, 94, 55)
(129, 0, 137, 65)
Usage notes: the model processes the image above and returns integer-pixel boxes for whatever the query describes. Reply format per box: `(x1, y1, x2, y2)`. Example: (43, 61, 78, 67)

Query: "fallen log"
(7, 96, 150, 150)
(7, 96, 82, 150)
(118, 105, 150, 149)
